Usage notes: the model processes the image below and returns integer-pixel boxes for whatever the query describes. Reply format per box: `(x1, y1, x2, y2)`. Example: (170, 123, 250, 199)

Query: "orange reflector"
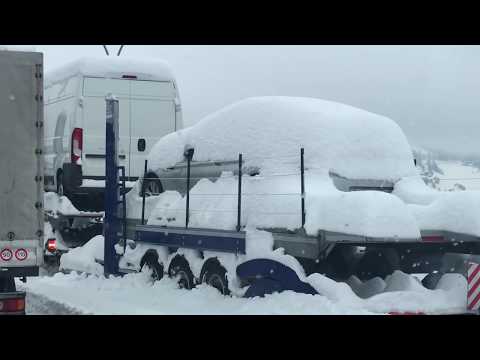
(421, 235, 445, 243)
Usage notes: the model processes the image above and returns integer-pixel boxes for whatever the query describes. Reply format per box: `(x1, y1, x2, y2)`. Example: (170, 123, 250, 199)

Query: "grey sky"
(31, 45, 480, 158)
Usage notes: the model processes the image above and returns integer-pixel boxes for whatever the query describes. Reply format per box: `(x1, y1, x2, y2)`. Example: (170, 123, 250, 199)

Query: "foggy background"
(27, 45, 480, 159)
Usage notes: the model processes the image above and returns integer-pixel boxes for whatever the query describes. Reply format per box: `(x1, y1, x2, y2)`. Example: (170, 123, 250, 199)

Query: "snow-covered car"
(125, 96, 480, 281)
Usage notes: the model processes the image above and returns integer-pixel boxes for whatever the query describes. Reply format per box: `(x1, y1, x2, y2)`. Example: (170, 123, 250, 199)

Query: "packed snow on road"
(20, 263, 467, 315)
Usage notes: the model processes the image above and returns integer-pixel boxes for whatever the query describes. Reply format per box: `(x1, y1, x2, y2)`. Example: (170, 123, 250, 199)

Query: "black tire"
(421, 271, 444, 290)
(168, 256, 195, 290)
(0, 277, 16, 292)
(202, 262, 230, 295)
(141, 173, 163, 197)
(57, 172, 64, 196)
(356, 248, 400, 281)
(140, 253, 164, 282)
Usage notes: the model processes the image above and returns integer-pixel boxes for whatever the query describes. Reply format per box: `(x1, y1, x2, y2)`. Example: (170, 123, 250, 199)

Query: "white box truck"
(43, 57, 183, 210)
(0, 50, 44, 314)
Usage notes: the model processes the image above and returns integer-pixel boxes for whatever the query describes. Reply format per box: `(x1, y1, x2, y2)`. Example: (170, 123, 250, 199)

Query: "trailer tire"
(421, 271, 443, 290)
(202, 262, 230, 296)
(356, 248, 400, 281)
(168, 255, 195, 290)
(140, 252, 164, 282)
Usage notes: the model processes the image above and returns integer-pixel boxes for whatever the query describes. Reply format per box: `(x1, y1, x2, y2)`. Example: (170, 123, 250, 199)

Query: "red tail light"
(71, 128, 83, 165)
(47, 238, 57, 253)
(0, 298, 25, 313)
(421, 235, 445, 243)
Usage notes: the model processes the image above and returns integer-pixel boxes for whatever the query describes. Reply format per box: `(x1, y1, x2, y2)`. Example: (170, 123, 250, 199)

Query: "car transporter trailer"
(95, 95, 480, 314)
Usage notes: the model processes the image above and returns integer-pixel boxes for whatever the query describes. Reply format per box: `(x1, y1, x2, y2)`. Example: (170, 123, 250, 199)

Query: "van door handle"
(138, 138, 146, 152)
(119, 155, 126, 159)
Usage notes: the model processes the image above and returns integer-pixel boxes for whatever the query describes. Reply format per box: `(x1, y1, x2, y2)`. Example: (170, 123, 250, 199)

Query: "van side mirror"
(138, 138, 146, 152)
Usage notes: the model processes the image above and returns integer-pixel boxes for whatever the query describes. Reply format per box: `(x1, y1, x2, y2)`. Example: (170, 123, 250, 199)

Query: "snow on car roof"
(45, 56, 175, 87)
(148, 96, 417, 181)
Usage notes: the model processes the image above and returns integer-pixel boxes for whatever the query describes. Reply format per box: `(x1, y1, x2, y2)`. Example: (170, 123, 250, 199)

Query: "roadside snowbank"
(22, 268, 467, 315)
(22, 272, 372, 315)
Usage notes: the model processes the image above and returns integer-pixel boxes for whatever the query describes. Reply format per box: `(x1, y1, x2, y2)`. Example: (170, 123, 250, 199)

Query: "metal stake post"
(141, 160, 148, 225)
(301, 148, 305, 228)
(237, 153, 243, 232)
(104, 94, 120, 276)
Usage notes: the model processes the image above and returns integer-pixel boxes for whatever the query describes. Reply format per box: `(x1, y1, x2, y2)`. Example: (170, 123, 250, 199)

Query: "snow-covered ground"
(436, 160, 480, 191)
(19, 269, 467, 315)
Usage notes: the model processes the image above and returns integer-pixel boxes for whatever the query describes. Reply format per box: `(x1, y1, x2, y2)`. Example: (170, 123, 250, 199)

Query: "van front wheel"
(57, 172, 64, 197)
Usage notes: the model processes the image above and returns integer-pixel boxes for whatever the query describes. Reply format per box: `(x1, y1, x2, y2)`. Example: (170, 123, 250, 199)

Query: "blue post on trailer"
(103, 94, 121, 276)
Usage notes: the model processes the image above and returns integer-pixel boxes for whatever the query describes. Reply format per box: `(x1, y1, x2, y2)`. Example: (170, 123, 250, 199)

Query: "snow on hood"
(148, 96, 417, 181)
(45, 56, 175, 87)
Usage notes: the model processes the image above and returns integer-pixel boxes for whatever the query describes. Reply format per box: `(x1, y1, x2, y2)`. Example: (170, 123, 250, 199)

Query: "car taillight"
(0, 248, 13, 261)
(422, 235, 445, 242)
(47, 239, 57, 253)
(0, 298, 25, 313)
(71, 128, 83, 165)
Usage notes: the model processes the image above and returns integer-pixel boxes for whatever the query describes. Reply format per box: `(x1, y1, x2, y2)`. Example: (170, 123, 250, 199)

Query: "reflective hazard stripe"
(467, 263, 480, 311)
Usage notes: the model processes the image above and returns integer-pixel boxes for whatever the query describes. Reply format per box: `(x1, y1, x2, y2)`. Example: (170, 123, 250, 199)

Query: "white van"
(43, 57, 182, 206)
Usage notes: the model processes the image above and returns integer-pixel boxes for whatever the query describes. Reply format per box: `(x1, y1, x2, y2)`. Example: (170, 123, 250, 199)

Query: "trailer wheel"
(421, 271, 443, 290)
(356, 248, 400, 281)
(168, 255, 195, 290)
(202, 262, 230, 296)
(140, 252, 164, 282)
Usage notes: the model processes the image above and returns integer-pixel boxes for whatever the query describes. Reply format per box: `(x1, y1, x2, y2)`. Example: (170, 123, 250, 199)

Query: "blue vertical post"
(300, 148, 305, 228)
(104, 94, 120, 276)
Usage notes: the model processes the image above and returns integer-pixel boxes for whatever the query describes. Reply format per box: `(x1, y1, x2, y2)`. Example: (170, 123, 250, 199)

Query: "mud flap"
(236, 258, 318, 298)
